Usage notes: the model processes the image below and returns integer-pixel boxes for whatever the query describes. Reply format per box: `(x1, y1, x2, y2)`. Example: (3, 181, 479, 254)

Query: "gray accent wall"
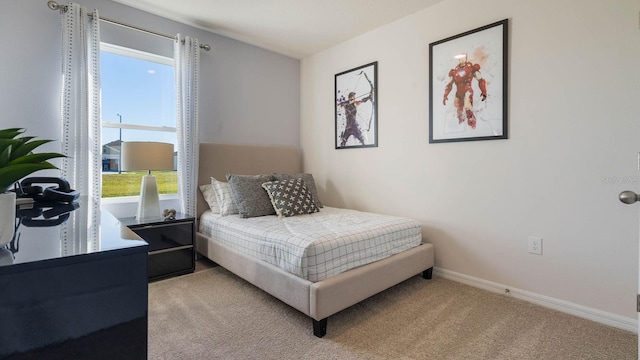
(1, 0, 300, 151)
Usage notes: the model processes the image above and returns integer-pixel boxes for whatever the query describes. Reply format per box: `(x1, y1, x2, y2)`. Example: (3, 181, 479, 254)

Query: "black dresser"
(0, 197, 148, 360)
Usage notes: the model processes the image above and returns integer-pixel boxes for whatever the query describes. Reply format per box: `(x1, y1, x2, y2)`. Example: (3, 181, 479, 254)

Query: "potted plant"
(0, 128, 66, 246)
(0, 128, 66, 192)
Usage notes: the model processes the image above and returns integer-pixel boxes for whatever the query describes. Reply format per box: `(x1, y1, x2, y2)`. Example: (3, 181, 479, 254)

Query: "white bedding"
(198, 207, 422, 282)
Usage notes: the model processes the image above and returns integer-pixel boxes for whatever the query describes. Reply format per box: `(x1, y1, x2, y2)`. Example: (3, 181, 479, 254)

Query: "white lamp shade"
(121, 142, 174, 171)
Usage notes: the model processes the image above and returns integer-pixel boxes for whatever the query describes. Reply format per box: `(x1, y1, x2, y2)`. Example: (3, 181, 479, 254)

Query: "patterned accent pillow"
(226, 174, 276, 218)
(262, 178, 319, 218)
(273, 173, 323, 208)
(211, 177, 239, 216)
(199, 183, 220, 214)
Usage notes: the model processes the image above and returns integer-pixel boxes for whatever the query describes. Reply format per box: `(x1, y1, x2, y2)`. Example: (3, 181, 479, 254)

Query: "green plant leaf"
(8, 152, 66, 165)
(0, 163, 58, 192)
(0, 128, 23, 140)
(0, 128, 67, 192)
(0, 139, 20, 163)
(11, 139, 51, 160)
(12, 136, 53, 158)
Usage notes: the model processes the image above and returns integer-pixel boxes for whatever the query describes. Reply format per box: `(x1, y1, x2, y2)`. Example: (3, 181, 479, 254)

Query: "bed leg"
(312, 318, 327, 338)
(422, 267, 433, 279)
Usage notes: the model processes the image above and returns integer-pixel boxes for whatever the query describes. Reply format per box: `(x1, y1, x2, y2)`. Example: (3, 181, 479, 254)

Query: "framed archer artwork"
(429, 19, 508, 143)
(335, 61, 378, 149)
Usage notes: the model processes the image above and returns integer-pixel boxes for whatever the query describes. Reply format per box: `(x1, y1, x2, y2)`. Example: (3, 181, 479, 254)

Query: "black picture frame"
(429, 19, 508, 143)
(335, 61, 378, 149)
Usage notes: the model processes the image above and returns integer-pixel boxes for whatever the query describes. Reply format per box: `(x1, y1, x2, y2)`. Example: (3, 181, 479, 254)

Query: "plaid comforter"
(199, 207, 422, 282)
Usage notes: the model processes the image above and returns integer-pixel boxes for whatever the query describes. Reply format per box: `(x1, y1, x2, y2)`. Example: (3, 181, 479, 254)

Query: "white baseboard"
(433, 267, 638, 334)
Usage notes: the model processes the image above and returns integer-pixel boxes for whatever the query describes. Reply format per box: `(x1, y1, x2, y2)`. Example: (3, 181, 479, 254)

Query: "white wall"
(1, 0, 300, 216)
(301, 0, 640, 323)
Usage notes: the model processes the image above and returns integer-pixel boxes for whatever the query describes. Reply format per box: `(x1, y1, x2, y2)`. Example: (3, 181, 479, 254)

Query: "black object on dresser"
(0, 198, 148, 360)
(119, 213, 195, 281)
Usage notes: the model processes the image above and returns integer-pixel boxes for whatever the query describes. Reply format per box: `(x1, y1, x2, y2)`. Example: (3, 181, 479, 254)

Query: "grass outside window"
(102, 171, 177, 198)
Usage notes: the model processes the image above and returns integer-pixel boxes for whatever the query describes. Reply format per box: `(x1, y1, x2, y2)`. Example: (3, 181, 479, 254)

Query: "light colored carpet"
(148, 267, 636, 359)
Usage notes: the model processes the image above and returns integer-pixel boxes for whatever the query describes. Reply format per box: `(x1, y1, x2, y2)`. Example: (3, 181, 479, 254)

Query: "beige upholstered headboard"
(197, 142, 301, 217)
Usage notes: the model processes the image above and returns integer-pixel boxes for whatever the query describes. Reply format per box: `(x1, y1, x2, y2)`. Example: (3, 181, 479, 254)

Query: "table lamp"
(121, 141, 174, 221)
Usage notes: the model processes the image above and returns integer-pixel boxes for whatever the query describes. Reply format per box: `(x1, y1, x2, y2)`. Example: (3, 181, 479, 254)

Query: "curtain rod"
(47, 1, 211, 51)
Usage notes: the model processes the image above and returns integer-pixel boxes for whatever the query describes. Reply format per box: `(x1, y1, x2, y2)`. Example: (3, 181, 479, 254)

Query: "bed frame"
(195, 143, 435, 337)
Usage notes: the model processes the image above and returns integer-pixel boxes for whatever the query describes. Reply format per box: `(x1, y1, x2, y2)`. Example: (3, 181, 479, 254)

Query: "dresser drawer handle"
(149, 245, 193, 255)
(136, 221, 192, 230)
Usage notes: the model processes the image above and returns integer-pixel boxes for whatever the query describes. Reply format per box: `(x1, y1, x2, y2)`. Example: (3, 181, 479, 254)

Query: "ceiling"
(112, 0, 444, 59)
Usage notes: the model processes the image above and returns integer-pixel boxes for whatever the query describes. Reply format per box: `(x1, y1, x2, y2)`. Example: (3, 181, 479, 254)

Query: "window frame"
(100, 42, 178, 204)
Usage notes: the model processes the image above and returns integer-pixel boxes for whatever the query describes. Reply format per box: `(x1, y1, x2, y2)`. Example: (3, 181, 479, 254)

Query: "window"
(100, 43, 177, 198)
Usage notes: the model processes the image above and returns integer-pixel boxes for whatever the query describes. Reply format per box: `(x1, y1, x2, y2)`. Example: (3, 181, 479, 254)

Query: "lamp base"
(137, 174, 161, 221)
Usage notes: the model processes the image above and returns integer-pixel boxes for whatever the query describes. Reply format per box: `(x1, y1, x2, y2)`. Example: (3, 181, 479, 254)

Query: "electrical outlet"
(528, 237, 542, 255)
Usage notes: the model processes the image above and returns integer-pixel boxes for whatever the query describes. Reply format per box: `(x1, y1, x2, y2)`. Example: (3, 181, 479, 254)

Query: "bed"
(195, 143, 435, 337)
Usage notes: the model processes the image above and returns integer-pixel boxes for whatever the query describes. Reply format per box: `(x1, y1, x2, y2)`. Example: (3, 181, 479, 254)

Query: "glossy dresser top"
(0, 196, 147, 272)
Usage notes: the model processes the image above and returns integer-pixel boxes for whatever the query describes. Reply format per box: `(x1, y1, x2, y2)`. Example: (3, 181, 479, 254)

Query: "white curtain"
(175, 34, 200, 217)
(59, 3, 101, 252)
(60, 2, 101, 202)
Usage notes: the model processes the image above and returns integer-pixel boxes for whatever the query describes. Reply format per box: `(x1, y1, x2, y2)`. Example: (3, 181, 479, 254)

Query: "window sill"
(101, 194, 179, 205)
(101, 194, 180, 219)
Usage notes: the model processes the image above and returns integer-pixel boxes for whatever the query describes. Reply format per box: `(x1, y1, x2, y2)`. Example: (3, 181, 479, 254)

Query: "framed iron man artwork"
(429, 19, 508, 143)
(335, 61, 378, 149)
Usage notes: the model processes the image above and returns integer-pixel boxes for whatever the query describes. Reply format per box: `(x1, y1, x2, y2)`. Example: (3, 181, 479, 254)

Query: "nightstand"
(118, 213, 195, 281)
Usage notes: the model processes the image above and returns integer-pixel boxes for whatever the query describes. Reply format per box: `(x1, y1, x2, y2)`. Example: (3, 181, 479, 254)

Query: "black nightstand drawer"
(119, 214, 195, 281)
(131, 222, 192, 253)
(148, 247, 194, 280)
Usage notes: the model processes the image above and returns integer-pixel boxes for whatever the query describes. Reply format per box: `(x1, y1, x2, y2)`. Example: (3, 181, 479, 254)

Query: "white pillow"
(199, 183, 220, 213)
(211, 177, 239, 216)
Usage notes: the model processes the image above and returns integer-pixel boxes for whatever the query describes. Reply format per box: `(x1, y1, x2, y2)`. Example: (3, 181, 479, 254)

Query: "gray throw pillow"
(226, 174, 275, 218)
(272, 173, 323, 208)
(262, 178, 319, 218)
